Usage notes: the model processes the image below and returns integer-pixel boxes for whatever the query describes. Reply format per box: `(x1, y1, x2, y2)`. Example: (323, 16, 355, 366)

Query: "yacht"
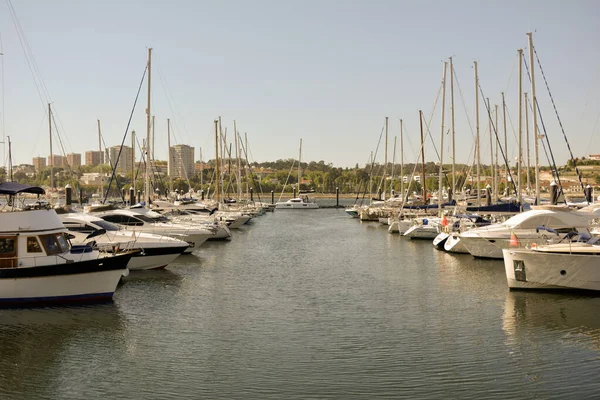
(403, 217, 441, 240)
(0, 183, 131, 306)
(87, 206, 215, 253)
(459, 207, 597, 259)
(57, 210, 189, 270)
(503, 234, 600, 291)
(275, 195, 319, 209)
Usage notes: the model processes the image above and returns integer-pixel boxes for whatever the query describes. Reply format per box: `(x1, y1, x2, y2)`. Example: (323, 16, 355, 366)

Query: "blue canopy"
(0, 182, 45, 195)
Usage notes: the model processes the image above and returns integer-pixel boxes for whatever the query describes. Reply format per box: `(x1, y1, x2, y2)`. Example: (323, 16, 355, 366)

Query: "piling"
(293, 187, 296, 198)
(585, 184, 593, 204)
(129, 188, 135, 206)
(448, 188, 453, 203)
(137, 190, 141, 205)
(336, 187, 339, 208)
(250, 187, 254, 201)
(550, 181, 558, 205)
(201, 190, 205, 200)
(65, 184, 72, 206)
(271, 190, 274, 204)
(485, 184, 491, 206)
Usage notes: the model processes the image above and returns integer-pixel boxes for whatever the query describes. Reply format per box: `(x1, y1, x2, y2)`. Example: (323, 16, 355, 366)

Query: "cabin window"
(40, 234, 62, 255)
(0, 236, 17, 268)
(55, 234, 69, 252)
(27, 237, 43, 253)
(102, 215, 144, 227)
(0, 236, 17, 255)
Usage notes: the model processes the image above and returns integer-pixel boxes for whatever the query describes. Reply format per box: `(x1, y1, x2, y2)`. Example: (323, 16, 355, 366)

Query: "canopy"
(0, 182, 45, 195)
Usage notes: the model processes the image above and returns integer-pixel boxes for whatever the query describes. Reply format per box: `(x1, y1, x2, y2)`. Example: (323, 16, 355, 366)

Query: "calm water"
(1, 206, 600, 399)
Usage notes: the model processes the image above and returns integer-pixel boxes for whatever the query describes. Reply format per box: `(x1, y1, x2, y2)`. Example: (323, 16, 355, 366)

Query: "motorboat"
(459, 207, 598, 259)
(503, 233, 600, 291)
(275, 195, 319, 209)
(57, 209, 189, 270)
(0, 183, 132, 306)
(87, 206, 215, 253)
(403, 217, 441, 240)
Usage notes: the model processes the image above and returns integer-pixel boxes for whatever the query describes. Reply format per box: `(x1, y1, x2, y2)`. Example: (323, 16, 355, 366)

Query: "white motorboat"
(503, 235, 600, 291)
(159, 209, 232, 240)
(88, 206, 215, 253)
(403, 218, 440, 240)
(275, 195, 319, 209)
(57, 210, 189, 270)
(436, 214, 492, 253)
(459, 207, 597, 259)
(0, 183, 131, 306)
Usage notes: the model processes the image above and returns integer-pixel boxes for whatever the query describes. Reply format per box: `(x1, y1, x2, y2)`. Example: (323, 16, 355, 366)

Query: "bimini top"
(0, 182, 45, 195)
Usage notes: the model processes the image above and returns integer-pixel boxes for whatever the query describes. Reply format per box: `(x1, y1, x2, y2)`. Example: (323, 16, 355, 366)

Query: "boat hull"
(0, 254, 130, 307)
(502, 249, 600, 291)
(432, 232, 449, 249)
(444, 234, 469, 253)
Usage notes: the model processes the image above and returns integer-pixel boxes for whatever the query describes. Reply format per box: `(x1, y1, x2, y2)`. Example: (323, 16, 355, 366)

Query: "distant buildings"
(85, 151, 104, 167)
(32, 157, 46, 172)
(66, 153, 82, 168)
(105, 146, 133, 175)
(48, 154, 66, 168)
(169, 144, 195, 179)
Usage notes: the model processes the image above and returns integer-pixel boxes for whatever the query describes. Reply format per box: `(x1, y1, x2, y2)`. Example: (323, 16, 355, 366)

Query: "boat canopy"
(0, 182, 45, 195)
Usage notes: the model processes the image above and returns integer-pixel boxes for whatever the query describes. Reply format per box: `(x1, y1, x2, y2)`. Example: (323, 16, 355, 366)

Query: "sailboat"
(275, 139, 319, 209)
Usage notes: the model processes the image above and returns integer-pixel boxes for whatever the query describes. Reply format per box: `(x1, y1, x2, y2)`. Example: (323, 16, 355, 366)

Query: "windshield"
(135, 213, 170, 223)
(92, 219, 121, 231)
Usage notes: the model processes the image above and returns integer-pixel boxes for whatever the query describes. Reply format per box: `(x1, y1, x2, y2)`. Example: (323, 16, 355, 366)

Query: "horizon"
(1, 1, 599, 169)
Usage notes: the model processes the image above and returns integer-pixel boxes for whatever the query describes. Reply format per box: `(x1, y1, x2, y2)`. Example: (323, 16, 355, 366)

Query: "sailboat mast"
(152, 115, 155, 162)
(474, 61, 480, 207)
(400, 119, 404, 199)
(525, 92, 531, 193)
(97, 119, 103, 197)
(144, 47, 152, 206)
(167, 118, 173, 195)
(517, 49, 523, 205)
(48, 103, 53, 189)
(199, 147, 203, 190)
(298, 138, 302, 194)
(391, 136, 397, 196)
(214, 119, 220, 203)
(131, 130, 135, 193)
(487, 98, 493, 200)
(502, 92, 508, 192)
(384, 116, 388, 199)
(527, 32, 540, 205)
(218, 117, 223, 199)
(450, 57, 456, 196)
(234, 120, 241, 199)
(439, 61, 447, 211)
(494, 105, 499, 202)
(419, 110, 426, 202)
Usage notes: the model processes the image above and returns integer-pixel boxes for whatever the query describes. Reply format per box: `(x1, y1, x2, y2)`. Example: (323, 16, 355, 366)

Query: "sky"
(0, 0, 599, 169)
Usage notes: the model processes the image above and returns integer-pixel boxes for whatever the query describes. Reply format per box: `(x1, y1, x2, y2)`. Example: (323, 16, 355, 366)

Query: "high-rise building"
(105, 146, 133, 175)
(32, 157, 46, 172)
(66, 153, 82, 168)
(47, 154, 66, 168)
(169, 144, 195, 179)
(85, 151, 104, 166)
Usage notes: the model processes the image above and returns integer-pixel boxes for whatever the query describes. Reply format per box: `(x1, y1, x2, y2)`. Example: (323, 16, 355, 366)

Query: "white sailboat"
(275, 139, 319, 210)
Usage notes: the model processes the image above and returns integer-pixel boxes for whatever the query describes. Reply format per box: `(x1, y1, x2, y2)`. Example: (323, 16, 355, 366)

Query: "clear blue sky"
(1, 0, 599, 169)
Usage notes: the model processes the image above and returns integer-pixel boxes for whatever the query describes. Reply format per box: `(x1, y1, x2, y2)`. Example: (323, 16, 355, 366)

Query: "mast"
(439, 61, 447, 211)
(144, 47, 152, 206)
(244, 133, 249, 196)
(419, 110, 426, 202)
(48, 103, 53, 189)
(384, 116, 388, 199)
(487, 98, 493, 201)
(152, 115, 155, 162)
(400, 119, 404, 199)
(494, 105, 499, 202)
(527, 32, 540, 205)
(97, 119, 103, 197)
(450, 57, 456, 196)
(474, 61, 480, 207)
(199, 147, 203, 190)
(131, 130, 135, 193)
(517, 49, 524, 205)
(234, 120, 241, 199)
(167, 118, 173, 195)
(502, 92, 508, 194)
(214, 119, 220, 203)
(218, 116, 223, 198)
(525, 92, 531, 193)
(7, 136, 11, 182)
(298, 138, 302, 194)
(391, 136, 397, 196)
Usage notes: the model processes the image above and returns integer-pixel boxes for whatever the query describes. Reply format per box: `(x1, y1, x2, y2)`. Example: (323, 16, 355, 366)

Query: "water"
(1, 207, 600, 399)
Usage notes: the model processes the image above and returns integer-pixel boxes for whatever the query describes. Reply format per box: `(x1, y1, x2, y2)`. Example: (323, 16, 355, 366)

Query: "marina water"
(1, 205, 599, 399)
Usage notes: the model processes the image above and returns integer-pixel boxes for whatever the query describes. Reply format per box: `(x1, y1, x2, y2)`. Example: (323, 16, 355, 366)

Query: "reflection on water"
(0, 305, 125, 399)
(1, 209, 599, 399)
